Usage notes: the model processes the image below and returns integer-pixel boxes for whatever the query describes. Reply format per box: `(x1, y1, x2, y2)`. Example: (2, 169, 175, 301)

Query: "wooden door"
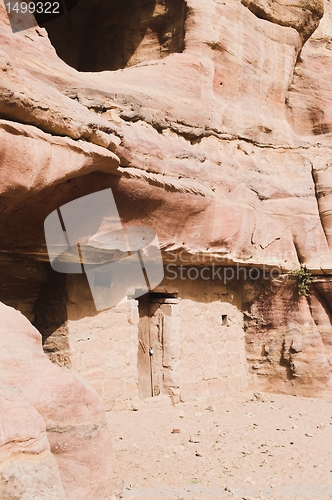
(137, 294, 153, 399)
(137, 294, 176, 399)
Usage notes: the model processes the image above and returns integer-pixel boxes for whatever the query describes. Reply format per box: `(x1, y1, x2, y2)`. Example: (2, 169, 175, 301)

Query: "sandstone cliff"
(0, 302, 122, 499)
(0, 0, 331, 267)
(1, 0, 332, 496)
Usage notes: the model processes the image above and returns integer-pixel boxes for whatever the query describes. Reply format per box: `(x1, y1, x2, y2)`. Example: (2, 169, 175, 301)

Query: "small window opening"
(221, 314, 228, 326)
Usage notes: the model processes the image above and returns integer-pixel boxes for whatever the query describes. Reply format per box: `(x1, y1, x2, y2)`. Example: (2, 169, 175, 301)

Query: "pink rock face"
(0, 0, 330, 268)
(245, 280, 332, 396)
(286, 2, 332, 135)
(0, 386, 49, 461)
(0, 0, 332, 418)
(0, 302, 122, 499)
(0, 385, 66, 500)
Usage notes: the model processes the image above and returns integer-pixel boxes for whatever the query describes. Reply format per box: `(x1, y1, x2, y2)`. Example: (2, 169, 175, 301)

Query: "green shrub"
(289, 266, 314, 297)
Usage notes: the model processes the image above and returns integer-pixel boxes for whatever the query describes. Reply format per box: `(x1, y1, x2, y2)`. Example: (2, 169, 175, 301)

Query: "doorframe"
(136, 291, 178, 399)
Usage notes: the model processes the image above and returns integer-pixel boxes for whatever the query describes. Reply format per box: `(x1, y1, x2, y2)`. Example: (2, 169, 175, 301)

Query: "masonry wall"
(64, 271, 248, 410)
(65, 275, 140, 411)
(175, 276, 248, 402)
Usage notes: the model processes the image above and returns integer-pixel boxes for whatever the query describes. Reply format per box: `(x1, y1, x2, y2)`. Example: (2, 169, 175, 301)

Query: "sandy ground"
(108, 391, 332, 500)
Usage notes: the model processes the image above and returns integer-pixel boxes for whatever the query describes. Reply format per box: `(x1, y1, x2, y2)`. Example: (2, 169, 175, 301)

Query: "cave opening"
(36, 0, 188, 72)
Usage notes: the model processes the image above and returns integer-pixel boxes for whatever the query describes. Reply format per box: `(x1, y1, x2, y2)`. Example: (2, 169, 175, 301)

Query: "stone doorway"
(137, 292, 179, 399)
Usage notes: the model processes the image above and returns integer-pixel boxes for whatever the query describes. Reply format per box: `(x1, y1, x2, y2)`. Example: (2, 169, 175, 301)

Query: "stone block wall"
(63, 270, 248, 409)
(174, 275, 248, 402)
(178, 298, 247, 401)
(66, 275, 140, 411)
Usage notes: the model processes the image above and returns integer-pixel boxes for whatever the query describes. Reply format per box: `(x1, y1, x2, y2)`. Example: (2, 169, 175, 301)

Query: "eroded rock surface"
(0, 386, 66, 500)
(0, 302, 122, 499)
(245, 278, 332, 396)
(241, 0, 324, 42)
(286, 2, 332, 135)
(0, 0, 332, 430)
(0, 0, 331, 267)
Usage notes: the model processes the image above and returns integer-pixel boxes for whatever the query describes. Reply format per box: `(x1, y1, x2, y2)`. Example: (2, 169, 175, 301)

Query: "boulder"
(0, 302, 122, 499)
